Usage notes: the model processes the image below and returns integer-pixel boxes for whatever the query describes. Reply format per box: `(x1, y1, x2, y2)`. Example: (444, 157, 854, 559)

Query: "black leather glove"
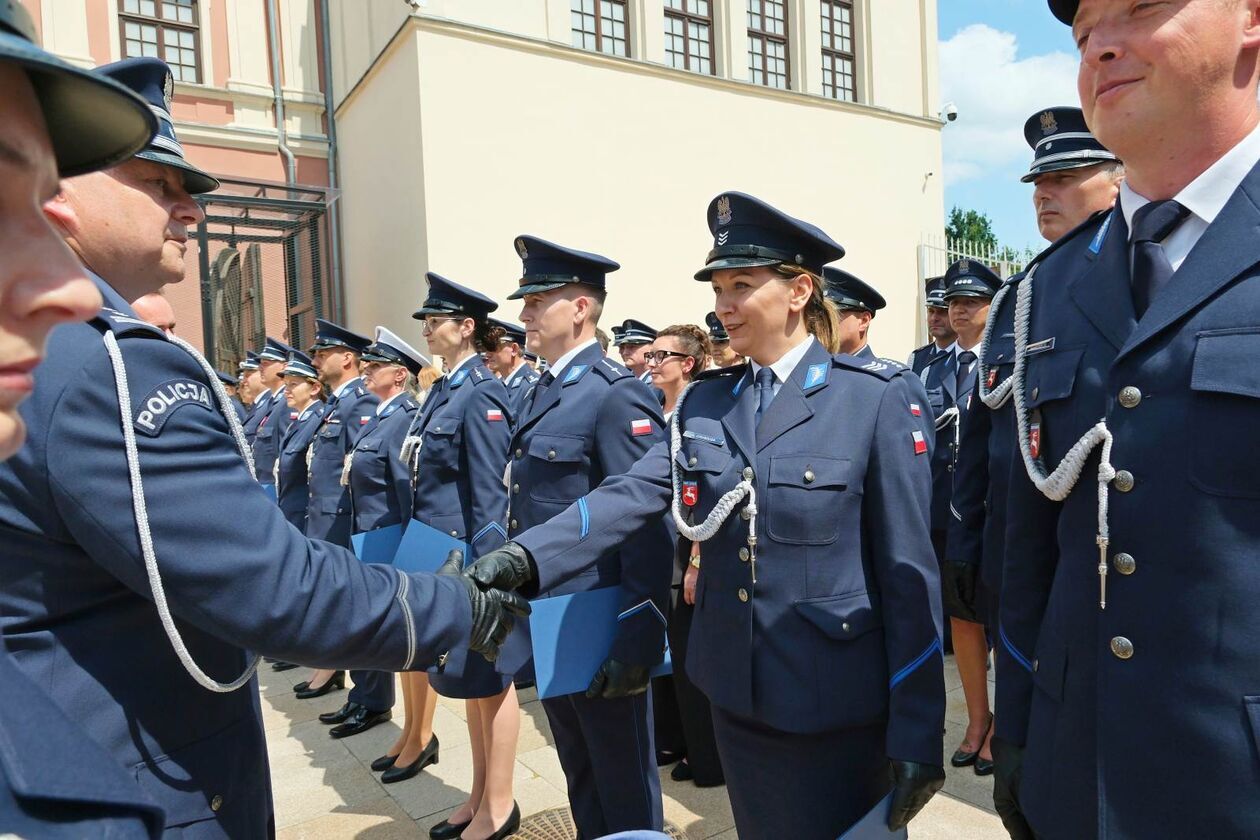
(887, 760, 945, 830)
(585, 657, 651, 699)
(942, 559, 980, 623)
(438, 550, 531, 662)
(992, 737, 1036, 840)
(464, 541, 536, 593)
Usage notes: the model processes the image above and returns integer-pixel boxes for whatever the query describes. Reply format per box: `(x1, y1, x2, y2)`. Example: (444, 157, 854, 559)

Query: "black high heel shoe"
(950, 713, 994, 767)
(370, 753, 398, 772)
(381, 734, 439, 784)
(428, 815, 471, 840)
(483, 802, 521, 840)
(294, 671, 345, 700)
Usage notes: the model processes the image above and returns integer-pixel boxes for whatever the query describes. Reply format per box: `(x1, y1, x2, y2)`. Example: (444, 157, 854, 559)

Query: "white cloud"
(939, 24, 1079, 187)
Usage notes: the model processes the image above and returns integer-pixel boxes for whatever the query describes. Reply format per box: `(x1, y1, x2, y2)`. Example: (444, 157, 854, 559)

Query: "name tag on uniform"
(1025, 337, 1056, 356)
(133, 379, 213, 436)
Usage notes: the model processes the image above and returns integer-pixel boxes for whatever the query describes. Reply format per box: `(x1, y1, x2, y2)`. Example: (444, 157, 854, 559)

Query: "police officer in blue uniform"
(0, 56, 526, 838)
(0, 7, 167, 836)
(823, 265, 887, 359)
(615, 318, 658, 384)
(468, 194, 947, 839)
(215, 370, 247, 423)
(486, 317, 540, 423)
(237, 351, 265, 442)
(490, 235, 674, 838)
(251, 336, 295, 487)
(705, 311, 743, 368)
(274, 351, 327, 530)
(909, 277, 955, 375)
(992, 3, 1260, 837)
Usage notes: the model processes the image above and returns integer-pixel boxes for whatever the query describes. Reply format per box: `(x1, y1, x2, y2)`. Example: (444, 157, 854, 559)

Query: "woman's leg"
(384, 672, 413, 760)
(951, 617, 994, 760)
(463, 684, 520, 839)
(396, 672, 436, 765)
(444, 699, 484, 826)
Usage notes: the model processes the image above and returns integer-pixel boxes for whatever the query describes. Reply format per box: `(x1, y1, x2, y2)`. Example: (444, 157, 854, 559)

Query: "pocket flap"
(768, 455, 849, 489)
(1192, 331, 1260, 397)
(793, 590, 881, 640)
(676, 440, 731, 474)
(1023, 347, 1085, 409)
(528, 433, 585, 463)
(425, 417, 462, 438)
(985, 333, 1015, 366)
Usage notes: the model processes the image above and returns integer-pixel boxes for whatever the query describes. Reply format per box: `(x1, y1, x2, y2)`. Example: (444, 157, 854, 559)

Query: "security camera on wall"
(941, 102, 959, 123)
(404, 0, 422, 9)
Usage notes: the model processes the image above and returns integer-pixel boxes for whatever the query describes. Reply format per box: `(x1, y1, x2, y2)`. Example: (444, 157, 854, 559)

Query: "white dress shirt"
(749, 335, 816, 400)
(545, 338, 599, 382)
(375, 391, 403, 415)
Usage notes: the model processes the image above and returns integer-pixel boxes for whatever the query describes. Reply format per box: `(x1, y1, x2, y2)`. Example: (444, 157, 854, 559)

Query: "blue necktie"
(1131, 199, 1190, 318)
(755, 366, 775, 426)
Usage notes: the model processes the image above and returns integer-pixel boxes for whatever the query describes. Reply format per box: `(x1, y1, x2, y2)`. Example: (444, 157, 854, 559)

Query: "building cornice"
(177, 121, 330, 157)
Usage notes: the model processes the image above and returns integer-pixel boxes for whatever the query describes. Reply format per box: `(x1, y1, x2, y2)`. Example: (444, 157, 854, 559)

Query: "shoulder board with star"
(834, 354, 905, 381)
(693, 363, 748, 383)
(469, 366, 498, 386)
(91, 306, 167, 339)
(592, 357, 631, 382)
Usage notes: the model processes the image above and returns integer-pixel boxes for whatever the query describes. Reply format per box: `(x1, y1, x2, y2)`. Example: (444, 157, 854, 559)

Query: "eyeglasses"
(643, 350, 691, 366)
(422, 316, 463, 334)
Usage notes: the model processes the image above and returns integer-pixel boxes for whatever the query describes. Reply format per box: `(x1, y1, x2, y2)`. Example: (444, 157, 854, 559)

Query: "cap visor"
(692, 255, 781, 281)
(1048, 0, 1077, 25)
(1, 32, 157, 177)
(506, 280, 572, 300)
(1021, 158, 1114, 183)
(135, 149, 220, 194)
(943, 290, 995, 301)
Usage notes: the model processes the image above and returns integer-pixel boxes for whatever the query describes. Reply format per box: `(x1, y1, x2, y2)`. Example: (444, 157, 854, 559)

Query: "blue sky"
(938, 2, 1082, 250)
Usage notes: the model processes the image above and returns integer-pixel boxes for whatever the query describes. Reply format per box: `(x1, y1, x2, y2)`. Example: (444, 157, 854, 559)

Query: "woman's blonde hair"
(774, 264, 842, 353)
(417, 366, 443, 393)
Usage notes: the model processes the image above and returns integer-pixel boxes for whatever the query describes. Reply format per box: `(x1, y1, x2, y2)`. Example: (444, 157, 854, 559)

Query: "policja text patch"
(133, 379, 214, 436)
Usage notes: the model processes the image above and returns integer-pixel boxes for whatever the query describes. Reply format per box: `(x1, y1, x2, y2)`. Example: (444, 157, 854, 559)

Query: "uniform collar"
(749, 334, 816, 386)
(333, 376, 360, 398)
(547, 337, 599, 382)
(375, 390, 403, 415)
(271, 384, 285, 397)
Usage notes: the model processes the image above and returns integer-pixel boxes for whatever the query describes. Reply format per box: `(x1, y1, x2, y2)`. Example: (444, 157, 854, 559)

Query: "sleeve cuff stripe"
(1000, 624, 1034, 673)
(889, 637, 943, 690)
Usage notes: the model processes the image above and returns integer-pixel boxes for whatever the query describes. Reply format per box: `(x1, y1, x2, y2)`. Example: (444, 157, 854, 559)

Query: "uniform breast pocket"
(312, 425, 342, 458)
(527, 433, 589, 503)
(423, 418, 462, 472)
(1189, 330, 1260, 498)
(1023, 346, 1085, 409)
(766, 455, 849, 545)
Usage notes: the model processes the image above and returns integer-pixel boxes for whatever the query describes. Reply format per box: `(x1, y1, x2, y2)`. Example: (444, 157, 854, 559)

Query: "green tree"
(945, 206, 998, 250)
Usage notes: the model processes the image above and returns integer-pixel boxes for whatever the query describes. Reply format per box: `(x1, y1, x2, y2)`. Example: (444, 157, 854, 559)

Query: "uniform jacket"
(306, 378, 378, 545)
(921, 348, 979, 533)
(240, 391, 269, 445)
(0, 278, 472, 837)
(517, 340, 945, 764)
(249, 387, 289, 484)
(0, 639, 164, 839)
(909, 343, 943, 376)
(999, 185, 1260, 838)
(511, 342, 673, 667)
(275, 401, 327, 530)
(503, 362, 541, 425)
(230, 397, 246, 425)
(349, 394, 418, 534)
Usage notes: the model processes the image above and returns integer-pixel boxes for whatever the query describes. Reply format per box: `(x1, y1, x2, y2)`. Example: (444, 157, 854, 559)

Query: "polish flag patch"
(682, 481, 698, 507)
(631, 418, 652, 436)
(360, 416, 371, 425)
(910, 403, 922, 417)
(912, 430, 928, 455)
(290, 411, 299, 420)
(486, 409, 504, 422)
(1030, 423, 1041, 459)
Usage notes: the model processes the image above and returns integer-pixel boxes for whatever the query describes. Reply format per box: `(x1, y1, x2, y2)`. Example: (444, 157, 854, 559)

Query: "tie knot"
(755, 367, 775, 389)
(957, 351, 977, 366)
(1131, 199, 1190, 245)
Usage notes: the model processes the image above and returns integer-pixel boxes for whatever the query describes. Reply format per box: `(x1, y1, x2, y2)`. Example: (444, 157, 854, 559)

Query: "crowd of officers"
(5, 1, 1260, 839)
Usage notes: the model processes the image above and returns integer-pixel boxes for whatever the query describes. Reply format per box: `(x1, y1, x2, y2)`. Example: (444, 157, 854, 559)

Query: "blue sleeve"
(465, 384, 511, 556)
(946, 383, 990, 567)
(45, 340, 471, 671)
(865, 374, 946, 766)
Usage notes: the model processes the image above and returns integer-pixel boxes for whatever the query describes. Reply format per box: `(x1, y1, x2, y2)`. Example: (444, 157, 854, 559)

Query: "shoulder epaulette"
(693, 363, 747, 382)
(470, 365, 498, 386)
(91, 306, 167, 338)
(592, 356, 631, 382)
(1022, 207, 1111, 274)
(834, 354, 902, 381)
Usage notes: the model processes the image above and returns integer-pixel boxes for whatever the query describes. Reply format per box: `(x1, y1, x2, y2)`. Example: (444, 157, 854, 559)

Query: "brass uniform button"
(449, 530, 458, 537)
(211, 795, 223, 812)
(510, 519, 518, 530)
(1032, 659, 1039, 672)
(738, 547, 749, 562)
(841, 621, 851, 633)
(1031, 386, 1040, 401)
(1113, 470, 1135, 492)
(515, 448, 523, 458)
(803, 469, 815, 484)
(688, 456, 698, 467)
(1113, 553, 1136, 575)
(742, 467, 754, 482)
(1118, 386, 1142, 408)
(1110, 637, 1134, 659)
(547, 449, 557, 460)
(512, 484, 520, 494)
(737, 588, 749, 603)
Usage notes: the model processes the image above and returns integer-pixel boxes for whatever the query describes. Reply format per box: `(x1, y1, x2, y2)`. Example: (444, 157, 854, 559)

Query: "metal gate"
(193, 177, 341, 373)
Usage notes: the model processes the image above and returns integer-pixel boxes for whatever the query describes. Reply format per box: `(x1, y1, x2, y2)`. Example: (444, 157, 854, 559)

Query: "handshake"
(446, 543, 654, 700)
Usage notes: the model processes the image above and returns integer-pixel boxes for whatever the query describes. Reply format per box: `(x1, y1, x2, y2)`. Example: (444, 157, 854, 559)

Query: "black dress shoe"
(295, 671, 345, 700)
(292, 680, 309, 693)
(974, 755, 995, 776)
(428, 816, 469, 839)
(370, 753, 399, 772)
(330, 706, 392, 739)
(671, 760, 694, 782)
(656, 749, 685, 767)
(483, 802, 521, 840)
(319, 701, 361, 725)
(271, 661, 298, 672)
(951, 714, 994, 767)
(381, 734, 439, 783)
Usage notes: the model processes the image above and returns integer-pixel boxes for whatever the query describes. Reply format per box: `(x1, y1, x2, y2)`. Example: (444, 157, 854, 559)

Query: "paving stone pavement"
(261, 656, 1007, 839)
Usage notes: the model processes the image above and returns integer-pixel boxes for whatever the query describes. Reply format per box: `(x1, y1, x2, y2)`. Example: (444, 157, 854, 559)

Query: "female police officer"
(275, 352, 326, 532)
(467, 192, 946, 839)
(407, 275, 524, 840)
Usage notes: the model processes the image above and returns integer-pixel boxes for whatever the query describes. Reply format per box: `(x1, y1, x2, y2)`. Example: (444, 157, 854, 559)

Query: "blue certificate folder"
(837, 791, 905, 840)
(391, 520, 470, 575)
(260, 483, 276, 502)
(529, 587, 672, 700)
(350, 524, 404, 564)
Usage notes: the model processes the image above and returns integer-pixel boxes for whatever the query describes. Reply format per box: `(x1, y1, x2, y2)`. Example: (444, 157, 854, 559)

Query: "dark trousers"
(349, 670, 395, 711)
(542, 688, 663, 839)
(710, 705, 890, 840)
(667, 591, 723, 785)
(651, 675, 684, 757)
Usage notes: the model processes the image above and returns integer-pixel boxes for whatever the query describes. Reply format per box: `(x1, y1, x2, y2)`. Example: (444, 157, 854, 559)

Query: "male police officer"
(251, 336, 295, 486)
(909, 277, 956, 374)
(822, 266, 887, 358)
(995, 2, 1260, 837)
(615, 318, 658, 383)
(705, 311, 742, 368)
(1022, 106, 1123, 243)
(3, 56, 525, 837)
(0, 6, 166, 836)
(486, 316, 541, 422)
(491, 236, 672, 837)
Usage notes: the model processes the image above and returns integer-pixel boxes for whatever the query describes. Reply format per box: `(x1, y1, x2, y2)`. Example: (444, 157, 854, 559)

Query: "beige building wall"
(337, 6, 943, 360)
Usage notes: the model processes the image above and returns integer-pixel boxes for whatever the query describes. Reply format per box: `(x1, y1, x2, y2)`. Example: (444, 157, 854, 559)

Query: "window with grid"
(821, 0, 857, 101)
(747, 0, 789, 89)
(571, 0, 629, 58)
(120, 0, 201, 84)
(665, 0, 713, 76)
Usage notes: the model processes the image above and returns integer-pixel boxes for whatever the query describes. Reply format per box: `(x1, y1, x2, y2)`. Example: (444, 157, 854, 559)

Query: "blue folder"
(529, 586, 672, 700)
(351, 523, 404, 564)
(260, 483, 276, 502)
(392, 519, 470, 575)
(837, 791, 906, 840)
